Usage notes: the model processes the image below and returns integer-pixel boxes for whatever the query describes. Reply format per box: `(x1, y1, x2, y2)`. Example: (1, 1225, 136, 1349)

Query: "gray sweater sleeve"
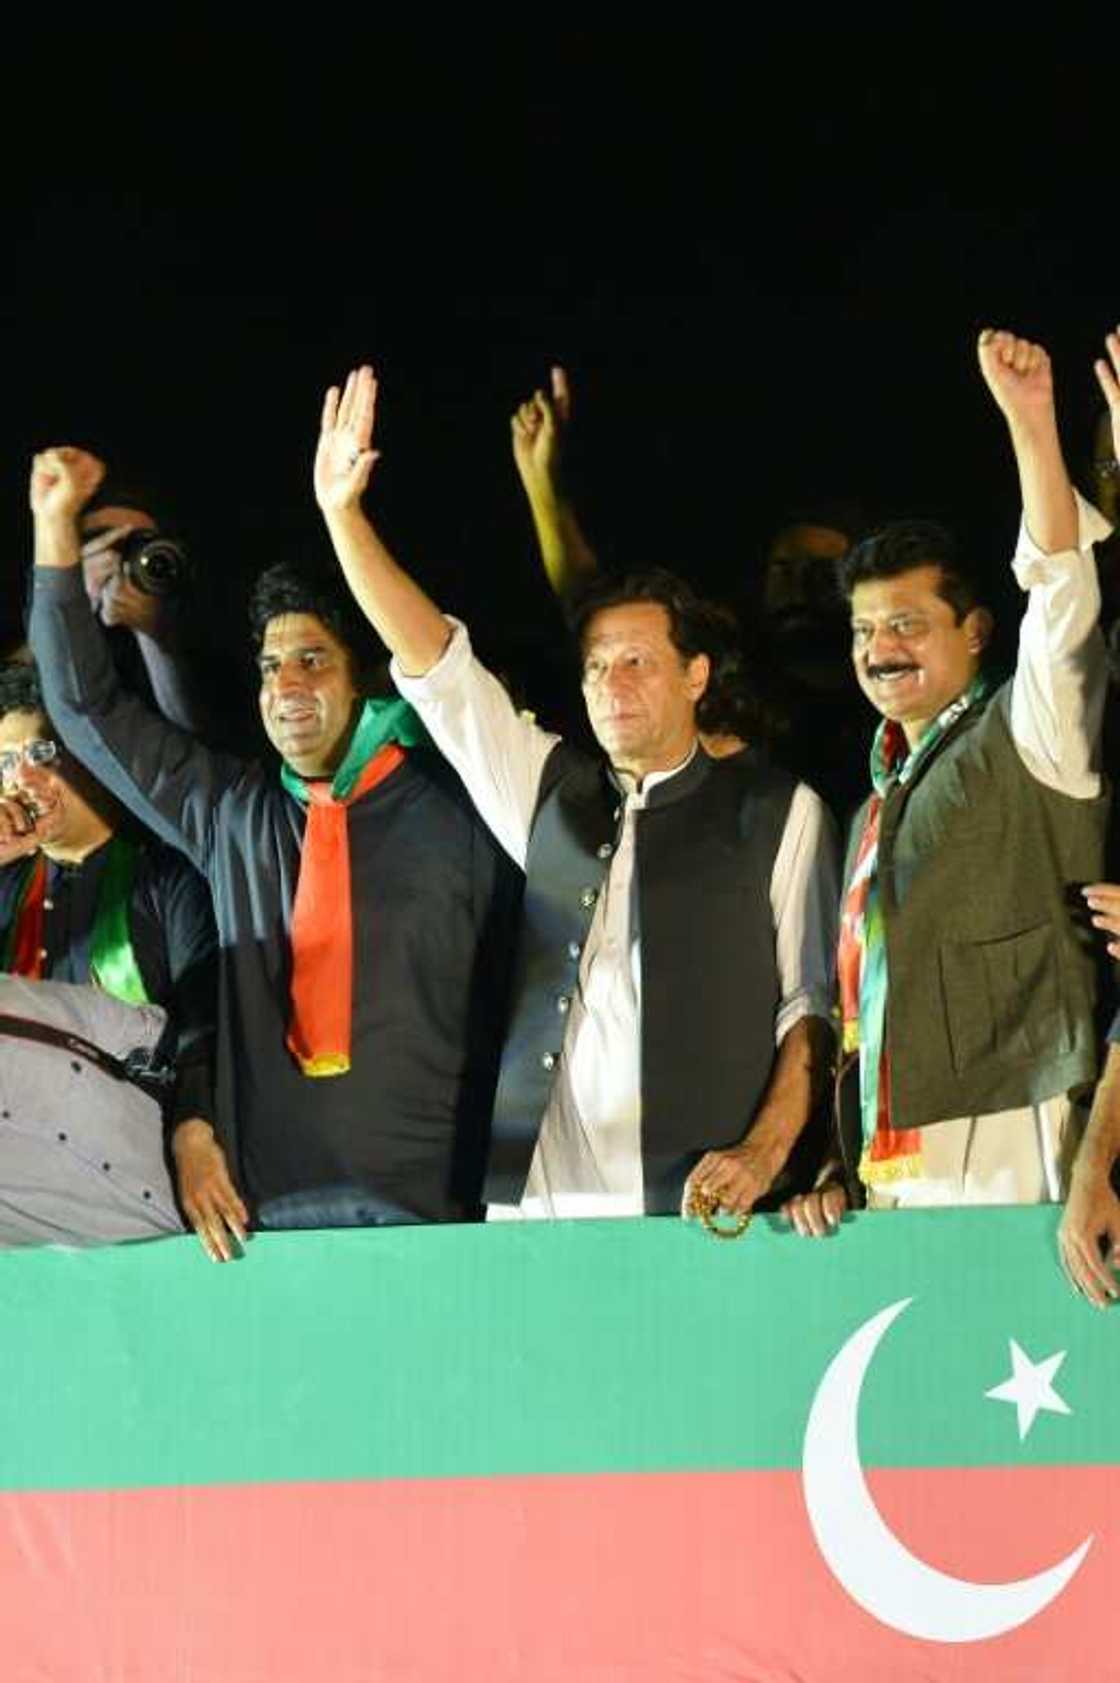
(29, 567, 247, 874)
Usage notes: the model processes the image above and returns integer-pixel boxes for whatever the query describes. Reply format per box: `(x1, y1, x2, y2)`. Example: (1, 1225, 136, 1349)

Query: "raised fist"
(511, 366, 571, 490)
(29, 447, 105, 522)
(977, 329, 1055, 427)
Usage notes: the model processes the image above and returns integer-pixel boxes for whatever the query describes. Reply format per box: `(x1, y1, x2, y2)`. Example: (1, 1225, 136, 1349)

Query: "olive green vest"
(842, 681, 1107, 1134)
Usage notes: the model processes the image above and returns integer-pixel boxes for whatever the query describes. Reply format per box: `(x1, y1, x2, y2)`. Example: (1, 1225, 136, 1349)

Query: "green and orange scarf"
(0, 836, 148, 1003)
(280, 698, 429, 1078)
(838, 678, 987, 1187)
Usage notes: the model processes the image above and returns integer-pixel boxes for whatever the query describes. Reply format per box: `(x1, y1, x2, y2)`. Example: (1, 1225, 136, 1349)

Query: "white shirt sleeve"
(391, 618, 561, 869)
(1009, 491, 1112, 798)
(770, 782, 840, 1045)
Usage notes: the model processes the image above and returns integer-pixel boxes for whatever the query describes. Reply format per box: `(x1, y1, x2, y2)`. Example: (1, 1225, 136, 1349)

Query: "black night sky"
(2, 35, 1115, 701)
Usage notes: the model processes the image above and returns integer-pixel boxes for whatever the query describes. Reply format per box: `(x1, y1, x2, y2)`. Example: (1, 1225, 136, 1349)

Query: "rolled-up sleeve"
(392, 618, 560, 870)
(770, 783, 840, 1045)
(1010, 491, 1112, 798)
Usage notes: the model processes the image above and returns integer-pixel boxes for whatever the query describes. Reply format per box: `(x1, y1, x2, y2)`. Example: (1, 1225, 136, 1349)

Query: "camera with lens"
(117, 529, 192, 597)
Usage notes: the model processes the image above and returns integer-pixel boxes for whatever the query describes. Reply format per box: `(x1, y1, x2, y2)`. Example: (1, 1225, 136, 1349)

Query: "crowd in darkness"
(3, 323, 1120, 1306)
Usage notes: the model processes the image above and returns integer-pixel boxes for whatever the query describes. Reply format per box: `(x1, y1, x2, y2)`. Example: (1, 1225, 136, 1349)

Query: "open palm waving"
(314, 364, 381, 515)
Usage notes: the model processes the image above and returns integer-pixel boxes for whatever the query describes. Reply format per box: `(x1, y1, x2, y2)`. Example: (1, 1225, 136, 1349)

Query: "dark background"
(1, 34, 1115, 703)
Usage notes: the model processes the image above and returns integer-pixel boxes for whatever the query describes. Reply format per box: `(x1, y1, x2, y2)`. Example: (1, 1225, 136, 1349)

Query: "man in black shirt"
(0, 658, 219, 1248)
(29, 445, 517, 1258)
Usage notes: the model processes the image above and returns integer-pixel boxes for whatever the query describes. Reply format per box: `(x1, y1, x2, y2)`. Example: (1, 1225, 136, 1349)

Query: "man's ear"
(964, 607, 994, 655)
(686, 652, 711, 701)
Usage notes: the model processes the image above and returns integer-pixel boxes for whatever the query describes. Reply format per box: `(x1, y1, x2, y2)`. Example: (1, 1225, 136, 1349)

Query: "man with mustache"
(785, 328, 1112, 1234)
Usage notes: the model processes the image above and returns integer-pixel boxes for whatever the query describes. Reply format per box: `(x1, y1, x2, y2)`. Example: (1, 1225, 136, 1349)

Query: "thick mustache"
(867, 661, 919, 679)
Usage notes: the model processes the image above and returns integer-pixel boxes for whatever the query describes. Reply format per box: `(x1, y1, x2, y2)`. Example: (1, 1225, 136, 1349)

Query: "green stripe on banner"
(2, 1205, 1117, 1494)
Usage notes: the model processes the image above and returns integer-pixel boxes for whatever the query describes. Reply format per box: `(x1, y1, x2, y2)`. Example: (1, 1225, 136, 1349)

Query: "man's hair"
(836, 520, 986, 624)
(0, 658, 45, 721)
(247, 562, 389, 693)
(82, 478, 168, 531)
(767, 499, 864, 551)
(568, 566, 757, 735)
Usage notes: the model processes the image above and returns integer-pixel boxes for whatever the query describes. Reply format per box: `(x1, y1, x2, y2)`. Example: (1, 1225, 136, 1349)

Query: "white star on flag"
(985, 1340, 1071, 1441)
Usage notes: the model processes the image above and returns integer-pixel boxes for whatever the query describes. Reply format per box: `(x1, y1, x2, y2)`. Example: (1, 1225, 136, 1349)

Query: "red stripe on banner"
(0, 1465, 1110, 1683)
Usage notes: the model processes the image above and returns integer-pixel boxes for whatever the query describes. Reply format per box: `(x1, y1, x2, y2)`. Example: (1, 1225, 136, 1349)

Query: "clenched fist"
(30, 447, 105, 523)
(977, 329, 1055, 429)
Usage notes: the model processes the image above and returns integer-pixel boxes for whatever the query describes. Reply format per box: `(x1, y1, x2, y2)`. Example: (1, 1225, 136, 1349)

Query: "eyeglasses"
(0, 738, 60, 784)
(850, 615, 932, 650)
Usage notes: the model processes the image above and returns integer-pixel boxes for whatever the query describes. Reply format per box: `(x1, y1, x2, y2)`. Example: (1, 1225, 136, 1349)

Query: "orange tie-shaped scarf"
(286, 743, 405, 1077)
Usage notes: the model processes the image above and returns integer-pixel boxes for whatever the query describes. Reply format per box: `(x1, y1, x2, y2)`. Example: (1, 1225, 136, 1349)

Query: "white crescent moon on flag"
(801, 1298, 1093, 1643)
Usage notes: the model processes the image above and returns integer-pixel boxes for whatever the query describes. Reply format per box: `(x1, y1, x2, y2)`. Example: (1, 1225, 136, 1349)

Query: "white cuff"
(1013, 491, 1112, 589)
(390, 615, 471, 699)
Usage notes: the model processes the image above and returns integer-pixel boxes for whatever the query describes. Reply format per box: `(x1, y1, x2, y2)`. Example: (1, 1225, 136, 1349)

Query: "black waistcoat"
(487, 744, 796, 1212)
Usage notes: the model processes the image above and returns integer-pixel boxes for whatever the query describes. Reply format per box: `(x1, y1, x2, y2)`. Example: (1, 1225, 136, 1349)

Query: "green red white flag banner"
(1, 1207, 1115, 1681)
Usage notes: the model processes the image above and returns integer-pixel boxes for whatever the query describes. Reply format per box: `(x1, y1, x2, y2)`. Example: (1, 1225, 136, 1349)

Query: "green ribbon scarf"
(2, 835, 148, 1005)
(89, 835, 149, 1005)
(855, 673, 991, 1153)
(280, 697, 431, 805)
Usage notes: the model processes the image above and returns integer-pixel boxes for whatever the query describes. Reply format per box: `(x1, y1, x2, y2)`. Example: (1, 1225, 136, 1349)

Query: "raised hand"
(81, 527, 127, 611)
(977, 329, 1055, 429)
(1094, 327, 1120, 466)
(314, 365, 381, 516)
(80, 525, 166, 637)
(511, 366, 571, 491)
(29, 447, 105, 523)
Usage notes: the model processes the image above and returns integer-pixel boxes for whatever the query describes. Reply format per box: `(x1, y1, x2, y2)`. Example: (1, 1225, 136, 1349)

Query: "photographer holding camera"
(78, 493, 212, 741)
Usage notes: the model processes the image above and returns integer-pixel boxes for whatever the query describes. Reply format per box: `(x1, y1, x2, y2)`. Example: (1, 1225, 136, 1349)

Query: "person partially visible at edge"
(315, 365, 839, 1223)
(750, 504, 871, 824)
(784, 328, 1112, 1238)
(0, 656, 218, 1248)
(1056, 325, 1120, 1307)
(510, 366, 764, 759)
(28, 446, 520, 1260)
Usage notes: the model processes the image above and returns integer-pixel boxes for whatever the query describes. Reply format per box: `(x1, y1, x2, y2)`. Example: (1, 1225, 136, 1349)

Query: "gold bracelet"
(686, 1184, 752, 1240)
